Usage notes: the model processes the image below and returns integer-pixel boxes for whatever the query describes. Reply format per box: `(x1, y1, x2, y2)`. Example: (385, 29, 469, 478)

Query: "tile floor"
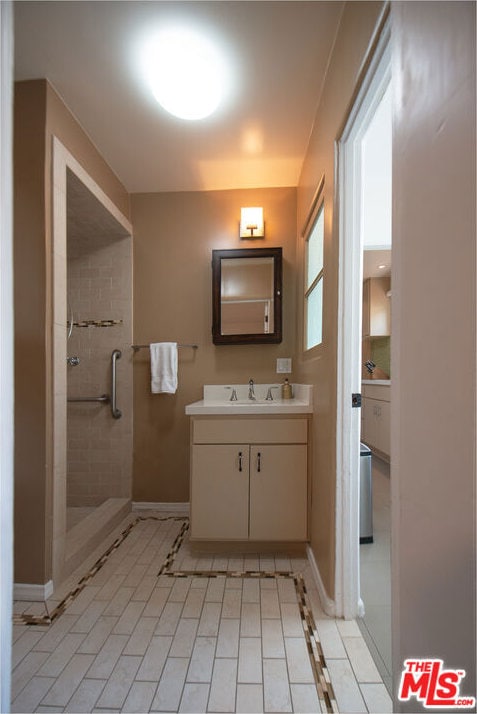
(358, 456, 391, 694)
(12, 510, 393, 713)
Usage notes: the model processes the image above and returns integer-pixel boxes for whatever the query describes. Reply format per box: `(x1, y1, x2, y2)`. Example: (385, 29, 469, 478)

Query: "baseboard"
(132, 501, 190, 514)
(14, 580, 53, 602)
(306, 544, 336, 617)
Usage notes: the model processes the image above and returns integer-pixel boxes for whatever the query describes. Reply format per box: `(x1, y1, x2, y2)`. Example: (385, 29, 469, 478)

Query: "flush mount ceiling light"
(240, 207, 265, 239)
(141, 27, 229, 121)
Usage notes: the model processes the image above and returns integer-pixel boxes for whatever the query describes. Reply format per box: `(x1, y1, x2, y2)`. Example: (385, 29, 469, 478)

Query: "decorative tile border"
(69, 319, 123, 328)
(13, 513, 338, 713)
(13, 515, 185, 627)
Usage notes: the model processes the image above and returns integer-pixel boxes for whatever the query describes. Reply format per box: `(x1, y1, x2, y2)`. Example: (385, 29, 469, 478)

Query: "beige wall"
(14, 80, 130, 585)
(391, 2, 475, 708)
(295, 2, 386, 599)
(131, 187, 297, 503)
(14, 81, 48, 584)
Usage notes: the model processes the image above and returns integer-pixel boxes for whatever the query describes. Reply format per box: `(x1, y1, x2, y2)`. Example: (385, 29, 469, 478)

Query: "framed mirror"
(212, 247, 282, 345)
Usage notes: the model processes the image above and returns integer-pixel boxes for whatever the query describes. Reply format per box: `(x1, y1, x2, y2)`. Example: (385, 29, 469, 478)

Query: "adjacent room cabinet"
(361, 383, 390, 460)
(362, 277, 391, 337)
(190, 417, 308, 541)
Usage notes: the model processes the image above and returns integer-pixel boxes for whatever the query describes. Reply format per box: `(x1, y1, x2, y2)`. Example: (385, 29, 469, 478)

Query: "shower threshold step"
(64, 497, 130, 580)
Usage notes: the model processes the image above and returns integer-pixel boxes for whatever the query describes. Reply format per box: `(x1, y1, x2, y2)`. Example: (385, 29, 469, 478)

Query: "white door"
(336, 22, 391, 618)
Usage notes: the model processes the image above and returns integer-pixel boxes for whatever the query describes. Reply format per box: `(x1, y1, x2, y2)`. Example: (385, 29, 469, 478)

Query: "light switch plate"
(276, 358, 292, 373)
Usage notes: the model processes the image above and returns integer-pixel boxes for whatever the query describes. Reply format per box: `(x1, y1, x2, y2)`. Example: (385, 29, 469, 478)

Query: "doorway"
(336, 18, 392, 688)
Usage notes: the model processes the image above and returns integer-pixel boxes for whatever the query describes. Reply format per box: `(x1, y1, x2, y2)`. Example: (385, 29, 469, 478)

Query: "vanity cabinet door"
(249, 445, 307, 541)
(190, 444, 249, 540)
(376, 400, 390, 456)
(362, 397, 390, 459)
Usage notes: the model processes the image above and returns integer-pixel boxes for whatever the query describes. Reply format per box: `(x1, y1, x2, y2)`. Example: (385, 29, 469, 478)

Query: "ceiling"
(14, 1, 344, 194)
(363, 249, 391, 279)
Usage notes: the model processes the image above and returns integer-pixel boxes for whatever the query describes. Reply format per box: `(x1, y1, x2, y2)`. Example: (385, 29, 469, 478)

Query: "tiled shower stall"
(65, 168, 133, 528)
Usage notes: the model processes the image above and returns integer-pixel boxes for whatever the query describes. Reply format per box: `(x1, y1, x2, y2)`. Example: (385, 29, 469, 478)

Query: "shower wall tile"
(67, 237, 132, 508)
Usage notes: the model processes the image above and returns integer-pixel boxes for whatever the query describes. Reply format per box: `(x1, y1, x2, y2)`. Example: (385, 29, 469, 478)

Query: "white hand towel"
(150, 342, 178, 394)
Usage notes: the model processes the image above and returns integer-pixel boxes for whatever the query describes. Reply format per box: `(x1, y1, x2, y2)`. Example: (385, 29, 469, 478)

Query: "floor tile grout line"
(13, 512, 339, 713)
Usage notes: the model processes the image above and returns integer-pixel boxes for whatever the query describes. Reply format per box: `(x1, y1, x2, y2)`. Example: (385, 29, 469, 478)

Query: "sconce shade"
(240, 207, 265, 239)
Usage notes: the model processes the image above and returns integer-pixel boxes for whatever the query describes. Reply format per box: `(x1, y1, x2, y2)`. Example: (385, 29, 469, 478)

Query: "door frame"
(0, 1, 14, 709)
(335, 19, 391, 619)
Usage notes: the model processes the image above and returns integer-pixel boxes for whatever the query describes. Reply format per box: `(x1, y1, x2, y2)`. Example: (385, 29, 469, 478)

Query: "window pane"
(306, 205, 324, 289)
(306, 278, 323, 349)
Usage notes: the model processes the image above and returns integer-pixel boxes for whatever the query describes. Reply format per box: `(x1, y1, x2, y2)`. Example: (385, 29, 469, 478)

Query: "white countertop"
(185, 399, 313, 415)
(185, 383, 313, 415)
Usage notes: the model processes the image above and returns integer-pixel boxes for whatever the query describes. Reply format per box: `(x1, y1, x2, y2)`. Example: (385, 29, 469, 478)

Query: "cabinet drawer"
(362, 384, 390, 402)
(192, 418, 307, 444)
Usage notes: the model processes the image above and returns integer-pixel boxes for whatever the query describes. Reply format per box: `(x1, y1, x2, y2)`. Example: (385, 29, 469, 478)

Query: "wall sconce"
(240, 207, 265, 239)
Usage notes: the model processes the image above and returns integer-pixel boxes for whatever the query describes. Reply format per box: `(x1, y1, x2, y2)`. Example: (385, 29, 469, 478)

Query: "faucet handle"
(225, 386, 238, 401)
(265, 386, 280, 401)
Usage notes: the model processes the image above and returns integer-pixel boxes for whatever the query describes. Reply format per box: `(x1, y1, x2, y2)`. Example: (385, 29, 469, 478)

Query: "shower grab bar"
(110, 349, 122, 419)
(67, 349, 122, 419)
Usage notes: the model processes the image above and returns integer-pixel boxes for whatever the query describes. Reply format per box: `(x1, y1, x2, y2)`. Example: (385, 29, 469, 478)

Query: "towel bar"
(131, 343, 198, 351)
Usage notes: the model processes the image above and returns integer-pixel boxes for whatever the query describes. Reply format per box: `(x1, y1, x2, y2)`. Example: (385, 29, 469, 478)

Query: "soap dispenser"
(281, 378, 292, 399)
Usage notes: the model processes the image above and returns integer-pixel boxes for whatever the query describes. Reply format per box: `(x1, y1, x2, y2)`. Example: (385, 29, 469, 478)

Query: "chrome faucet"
(225, 386, 238, 401)
(248, 379, 256, 400)
(364, 360, 376, 375)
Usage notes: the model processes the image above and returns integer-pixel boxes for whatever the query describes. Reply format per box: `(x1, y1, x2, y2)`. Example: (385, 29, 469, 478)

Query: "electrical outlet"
(276, 358, 292, 373)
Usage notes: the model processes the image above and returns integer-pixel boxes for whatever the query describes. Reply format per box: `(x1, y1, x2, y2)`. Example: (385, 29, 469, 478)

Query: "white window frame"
(303, 179, 325, 353)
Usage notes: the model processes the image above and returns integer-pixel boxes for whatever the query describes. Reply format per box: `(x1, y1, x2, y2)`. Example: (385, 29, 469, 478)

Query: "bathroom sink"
(185, 384, 313, 415)
(361, 379, 391, 385)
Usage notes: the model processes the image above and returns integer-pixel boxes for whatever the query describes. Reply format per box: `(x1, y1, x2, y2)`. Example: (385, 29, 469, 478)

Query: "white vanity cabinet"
(361, 383, 390, 460)
(190, 417, 308, 541)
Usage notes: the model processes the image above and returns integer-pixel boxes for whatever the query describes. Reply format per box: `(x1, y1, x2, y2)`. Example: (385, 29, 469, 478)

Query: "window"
(305, 200, 324, 350)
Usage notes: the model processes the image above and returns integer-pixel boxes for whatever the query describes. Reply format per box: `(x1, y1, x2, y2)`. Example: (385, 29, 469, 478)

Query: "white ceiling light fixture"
(141, 27, 230, 121)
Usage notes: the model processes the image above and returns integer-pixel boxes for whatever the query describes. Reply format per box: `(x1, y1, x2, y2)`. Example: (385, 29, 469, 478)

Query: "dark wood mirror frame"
(212, 247, 283, 345)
